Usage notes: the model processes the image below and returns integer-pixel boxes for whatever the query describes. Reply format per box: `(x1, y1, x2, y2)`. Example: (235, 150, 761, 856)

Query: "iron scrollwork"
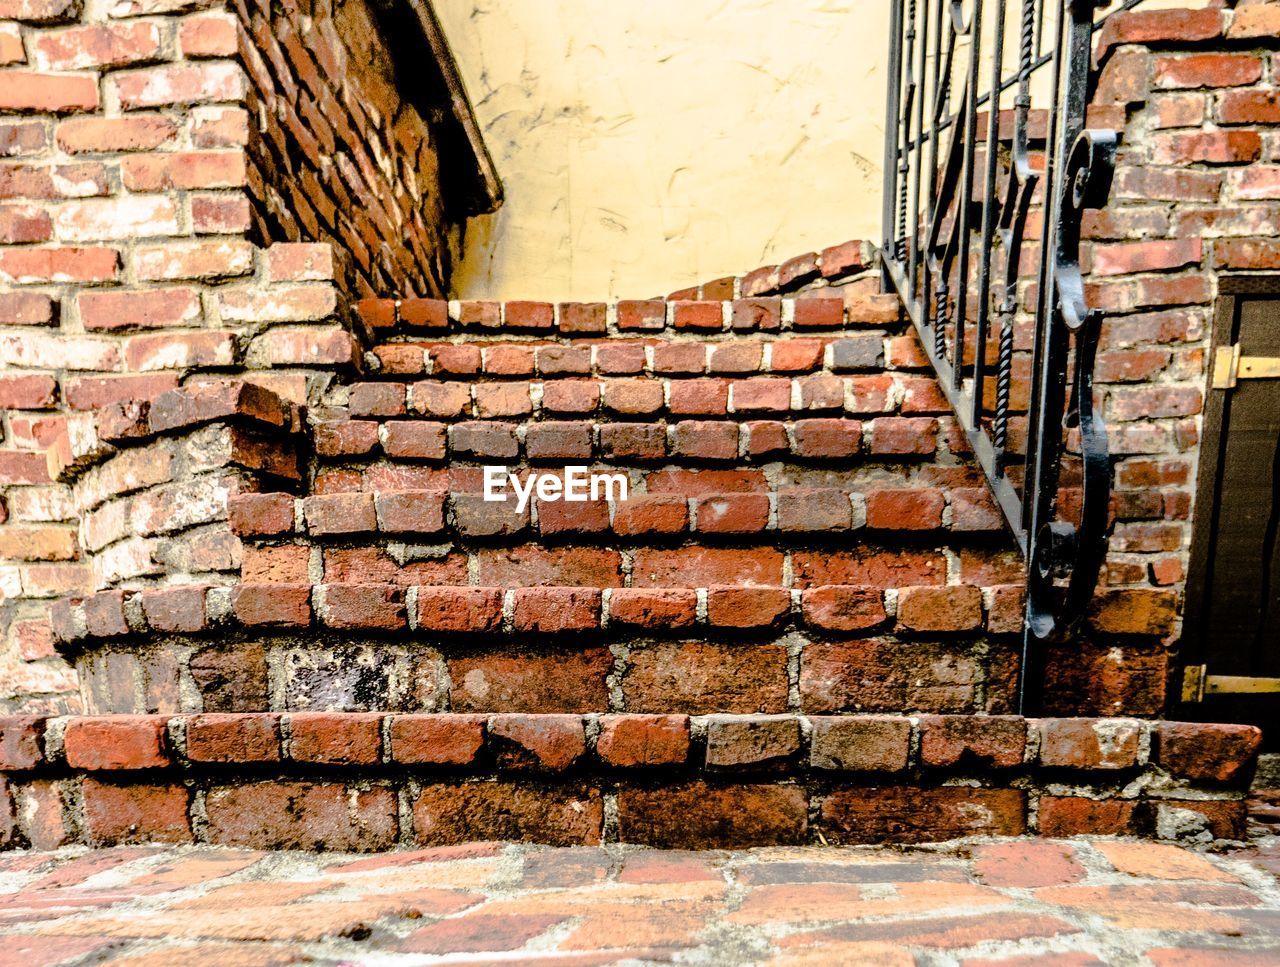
(880, 0, 1120, 710)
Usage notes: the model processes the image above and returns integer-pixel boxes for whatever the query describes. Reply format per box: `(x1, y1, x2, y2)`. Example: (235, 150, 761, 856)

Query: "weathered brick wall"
(1075, 4, 1280, 712)
(233, 0, 459, 300)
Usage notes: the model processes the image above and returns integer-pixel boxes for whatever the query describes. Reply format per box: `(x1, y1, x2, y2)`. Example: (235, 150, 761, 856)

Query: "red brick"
(792, 418, 860, 458)
(82, 780, 190, 846)
(596, 714, 689, 767)
(140, 585, 208, 633)
(112, 61, 244, 109)
(821, 787, 1026, 843)
(897, 586, 983, 633)
(78, 287, 199, 331)
(1038, 718, 1142, 770)
(792, 297, 844, 328)
(624, 641, 788, 713)
(732, 297, 781, 330)
(229, 493, 294, 536)
(1228, 4, 1280, 39)
(731, 377, 789, 412)
(705, 715, 801, 769)
(1037, 796, 1140, 837)
(414, 587, 503, 633)
(695, 493, 768, 533)
(770, 339, 824, 372)
(389, 714, 486, 765)
(314, 420, 378, 457)
(612, 495, 688, 536)
(525, 421, 592, 460)
(0, 717, 45, 770)
(348, 382, 405, 418)
(206, 781, 396, 851)
(177, 11, 237, 57)
(801, 586, 886, 632)
(537, 497, 609, 535)
(83, 591, 129, 637)
(672, 420, 739, 461)
(673, 300, 723, 330)
(706, 587, 790, 629)
(0, 70, 98, 113)
(1151, 130, 1261, 165)
(230, 583, 311, 627)
(303, 493, 376, 536)
(632, 546, 783, 587)
(410, 381, 470, 419)
(512, 587, 600, 633)
(414, 783, 601, 846)
(618, 783, 807, 848)
(1153, 53, 1262, 90)
(602, 378, 663, 415)
(747, 420, 789, 457)
(450, 492, 527, 538)
(289, 712, 382, 765)
(866, 489, 945, 530)
(810, 715, 911, 772)
(64, 716, 169, 770)
(449, 421, 518, 459)
(1157, 722, 1261, 784)
(186, 713, 281, 763)
(594, 343, 644, 374)
(668, 378, 727, 415)
(319, 584, 406, 631)
(0, 204, 52, 245)
(56, 114, 174, 153)
(869, 417, 938, 456)
(375, 491, 445, 535)
(608, 588, 697, 629)
(709, 341, 762, 374)
(0, 374, 57, 410)
(451, 648, 612, 713)
(617, 300, 665, 331)
(558, 301, 606, 334)
(1087, 588, 1177, 635)
(918, 715, 1026, 768)
(489, 713, 585, 771)
(503, 300, 553, 330)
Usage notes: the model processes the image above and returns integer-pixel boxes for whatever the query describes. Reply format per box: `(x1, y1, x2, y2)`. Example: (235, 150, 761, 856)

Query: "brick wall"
(0, 0, 480, 715)
(1075, 4, 1280, 712)
(232, 0, 461, 300)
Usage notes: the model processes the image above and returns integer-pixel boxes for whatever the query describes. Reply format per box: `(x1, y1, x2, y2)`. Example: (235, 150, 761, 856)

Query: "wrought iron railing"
(881, 0, 1134, 710)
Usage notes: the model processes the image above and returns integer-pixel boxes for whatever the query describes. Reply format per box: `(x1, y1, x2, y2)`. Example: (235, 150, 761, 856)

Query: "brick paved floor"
(1, 836, 1279, 966)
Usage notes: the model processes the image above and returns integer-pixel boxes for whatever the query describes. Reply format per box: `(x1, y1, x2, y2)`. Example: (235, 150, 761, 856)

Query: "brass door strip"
(1212, 344, 1280, 389)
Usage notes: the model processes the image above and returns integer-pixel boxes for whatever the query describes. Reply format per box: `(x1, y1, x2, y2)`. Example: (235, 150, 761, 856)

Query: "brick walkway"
(1, 837, 1279, 966)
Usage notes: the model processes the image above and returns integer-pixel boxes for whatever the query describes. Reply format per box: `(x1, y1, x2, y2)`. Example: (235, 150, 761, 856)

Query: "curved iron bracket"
(1026, 129, 1116, 644)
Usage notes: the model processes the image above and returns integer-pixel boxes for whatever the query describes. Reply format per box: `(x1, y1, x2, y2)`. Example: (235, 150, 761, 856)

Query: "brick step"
(353, 289, 899, 343)
(0, 713, 1258, 850)
(57, 582, 1021, 639)
(229, 487, 1006, 545)
(308, 413, 987, 467)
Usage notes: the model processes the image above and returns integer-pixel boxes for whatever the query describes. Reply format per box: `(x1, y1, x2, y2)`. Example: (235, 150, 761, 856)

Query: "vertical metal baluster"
(1020, 0, 1058, 543)
(953, 0, 984, 391)
(896, 0, 917, 264)
(994, 0, 1038, 462)
(971, 0, 1007, 426)
(882, 0, 906, 286)
(922, 0, 945, 335)
(907, 0, 929, 303)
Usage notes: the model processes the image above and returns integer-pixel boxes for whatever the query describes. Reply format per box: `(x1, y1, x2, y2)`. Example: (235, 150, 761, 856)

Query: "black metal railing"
(881, 0, 1134, 711)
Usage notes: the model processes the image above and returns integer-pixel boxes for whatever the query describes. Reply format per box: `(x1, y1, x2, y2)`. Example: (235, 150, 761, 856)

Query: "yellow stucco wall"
(437, 0, 891, 300)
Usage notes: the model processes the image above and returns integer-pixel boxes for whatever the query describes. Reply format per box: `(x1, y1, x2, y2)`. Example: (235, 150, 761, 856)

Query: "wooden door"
(1182, 279, 1280, 737)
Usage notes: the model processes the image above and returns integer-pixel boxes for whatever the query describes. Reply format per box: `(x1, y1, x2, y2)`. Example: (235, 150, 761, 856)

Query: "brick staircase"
(1, 252, 1258, 851)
